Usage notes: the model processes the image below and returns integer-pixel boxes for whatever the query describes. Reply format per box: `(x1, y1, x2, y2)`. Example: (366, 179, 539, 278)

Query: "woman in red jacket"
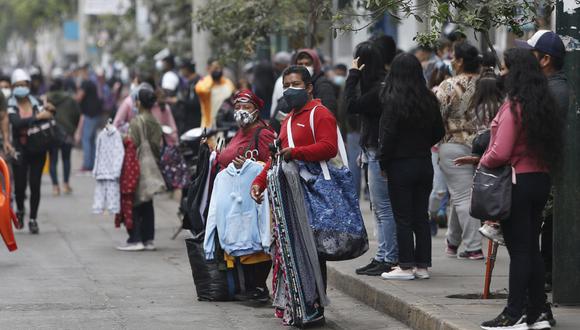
(250, 66, 338, 317)
(479, 48, 562, 330)
(215, 89, 276, 302)
(251, 66, 338, 197)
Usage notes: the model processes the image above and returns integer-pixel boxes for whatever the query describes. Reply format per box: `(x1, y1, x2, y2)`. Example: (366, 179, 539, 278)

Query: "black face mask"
(211, 70, 223, 81)
(283, 87, 309, 111)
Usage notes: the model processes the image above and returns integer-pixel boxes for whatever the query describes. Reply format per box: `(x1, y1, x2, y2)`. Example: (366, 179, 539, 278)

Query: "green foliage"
(88, 0, 193, 67)
(335, 0, 557, 49)
(194, 0, 332, 65)
(0, 0, 76, 48)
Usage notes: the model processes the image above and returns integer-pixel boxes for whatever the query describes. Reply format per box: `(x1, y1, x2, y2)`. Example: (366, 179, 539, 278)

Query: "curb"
(327, 265, 478, 330)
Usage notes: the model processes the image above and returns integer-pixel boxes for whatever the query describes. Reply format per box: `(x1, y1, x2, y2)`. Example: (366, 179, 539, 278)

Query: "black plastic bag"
(185, 235, 231, 301)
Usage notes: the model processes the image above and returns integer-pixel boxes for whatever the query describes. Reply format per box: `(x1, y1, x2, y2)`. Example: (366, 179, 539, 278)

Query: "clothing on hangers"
(204, 160, 270, 259)
(93, 125, 124, 214)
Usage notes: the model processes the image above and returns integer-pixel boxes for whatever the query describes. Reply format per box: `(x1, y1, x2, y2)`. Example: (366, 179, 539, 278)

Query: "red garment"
(115, 138, 140, 229)
(233, 89, 264, 109)
(216, 124, 276, 168)
(480, 101, 548, 174)
(252, 99, 338, 191)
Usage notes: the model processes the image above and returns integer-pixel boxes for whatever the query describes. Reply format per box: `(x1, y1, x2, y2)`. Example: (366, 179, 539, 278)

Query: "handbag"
(26, 118, 58, 153)
(470, 164, 513, 220)
(287, 106, 368, 261)
(160, 137, 190, 189)
(134, 116, 166, 205)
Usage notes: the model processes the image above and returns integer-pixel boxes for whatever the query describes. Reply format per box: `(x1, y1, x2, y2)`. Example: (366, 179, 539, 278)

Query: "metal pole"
(553, 0, 580, 305)
(78, 0, 87, 64)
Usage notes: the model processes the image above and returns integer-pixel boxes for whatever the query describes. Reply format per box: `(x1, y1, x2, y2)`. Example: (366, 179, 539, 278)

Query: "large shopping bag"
(286, 107, 368, 261)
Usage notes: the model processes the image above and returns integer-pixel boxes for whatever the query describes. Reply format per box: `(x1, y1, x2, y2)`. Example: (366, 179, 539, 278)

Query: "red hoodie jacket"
(252, 99, 338, 191)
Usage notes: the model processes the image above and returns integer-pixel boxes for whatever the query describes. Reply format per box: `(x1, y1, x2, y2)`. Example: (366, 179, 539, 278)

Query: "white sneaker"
(478, 223, 505, 245)
(381, 267, 415, 280)
(144, 241, 156, 251)
(414, 268, 430, 279)
(116, 242, 145, 251)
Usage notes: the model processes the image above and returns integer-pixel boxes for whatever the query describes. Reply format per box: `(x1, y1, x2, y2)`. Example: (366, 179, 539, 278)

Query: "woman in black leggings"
(7, 69, 55, 234)
(479, 49, 563, 330)
(378, 53, 445, 280)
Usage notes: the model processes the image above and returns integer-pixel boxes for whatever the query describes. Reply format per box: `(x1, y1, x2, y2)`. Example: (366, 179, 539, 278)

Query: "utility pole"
(553, 0, 580, 305)
(191, 0, 210, 75)
(78, 0, 87, 64)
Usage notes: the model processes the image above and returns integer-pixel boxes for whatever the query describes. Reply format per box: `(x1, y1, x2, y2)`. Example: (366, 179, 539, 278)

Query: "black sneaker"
(248, 287, 270, 303)
(540, 303, 556, 327)
(481, 310, 528, 330)
(303, 307, 325, 328)
(527, 313, 551, 330)
(16, 211, 24, 229)
(234, 287, 270, 303)
(355, 259, 380, 275)
(365, 261, 397, 276)
(458, 249, 484, 260)
(29, 219, 39, 234)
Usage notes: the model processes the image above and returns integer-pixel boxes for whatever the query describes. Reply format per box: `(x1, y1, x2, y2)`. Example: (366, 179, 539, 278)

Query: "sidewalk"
(325, 203, 580, 330)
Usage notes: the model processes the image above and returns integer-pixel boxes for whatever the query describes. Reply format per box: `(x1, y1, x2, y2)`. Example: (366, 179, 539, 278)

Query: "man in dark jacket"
(294, 49, 338, 115)
(270, 49, 337, 133)
(47, 79, 81, 195)
(517, 30, 570, 297)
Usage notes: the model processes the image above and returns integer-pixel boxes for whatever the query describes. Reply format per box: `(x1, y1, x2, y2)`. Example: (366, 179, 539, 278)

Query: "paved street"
(0, 154, 408, 330)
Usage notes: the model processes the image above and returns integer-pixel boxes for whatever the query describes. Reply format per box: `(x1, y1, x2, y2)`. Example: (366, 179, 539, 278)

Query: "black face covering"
(211, 70, 223, 81)
(283, 87, 309, 111)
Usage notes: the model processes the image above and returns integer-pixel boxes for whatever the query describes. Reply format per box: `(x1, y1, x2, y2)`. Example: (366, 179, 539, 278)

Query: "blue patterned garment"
(297, 161, 369, 261)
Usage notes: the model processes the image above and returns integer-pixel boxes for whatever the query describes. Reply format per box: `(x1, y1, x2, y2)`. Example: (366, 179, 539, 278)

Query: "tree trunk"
(481, 30, 500, 69)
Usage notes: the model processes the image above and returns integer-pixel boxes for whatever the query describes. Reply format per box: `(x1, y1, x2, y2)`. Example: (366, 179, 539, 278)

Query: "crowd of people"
(0, 27, 570, 330)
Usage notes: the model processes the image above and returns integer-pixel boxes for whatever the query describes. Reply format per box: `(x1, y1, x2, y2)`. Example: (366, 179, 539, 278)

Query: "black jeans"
(540, 212, 552, 283)
(243, 260, 273, 290)
(49, 142, 72, 185)
(13, 151, 46, 219)
(501, 173, 550, 319)
(386, 157, 433, 269)
(127, 201, 155, 244)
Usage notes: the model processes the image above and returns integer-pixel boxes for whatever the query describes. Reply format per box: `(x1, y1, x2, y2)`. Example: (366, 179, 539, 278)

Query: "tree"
(0, 0, 77, 50)
(334, 0, 558, 64)
(193, 0, 333, 66)
(87, 0, 193, 70)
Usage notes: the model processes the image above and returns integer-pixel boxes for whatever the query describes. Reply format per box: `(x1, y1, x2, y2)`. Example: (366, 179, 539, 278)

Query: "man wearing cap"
(516, 29, 570, 297)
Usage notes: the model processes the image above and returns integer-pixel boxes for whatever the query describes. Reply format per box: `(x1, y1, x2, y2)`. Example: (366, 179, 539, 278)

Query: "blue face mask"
(283, 87, 309, 111)
(13, 86, 30, 98)
(332, 76, 346, 87)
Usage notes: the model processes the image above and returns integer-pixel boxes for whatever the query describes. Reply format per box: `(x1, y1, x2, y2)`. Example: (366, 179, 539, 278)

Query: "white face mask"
(305, 66, 314, 77)
(1, 88, 11, 98)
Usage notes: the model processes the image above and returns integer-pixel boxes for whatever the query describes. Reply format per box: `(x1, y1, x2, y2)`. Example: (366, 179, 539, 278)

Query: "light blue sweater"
(204, 160, 270, 260)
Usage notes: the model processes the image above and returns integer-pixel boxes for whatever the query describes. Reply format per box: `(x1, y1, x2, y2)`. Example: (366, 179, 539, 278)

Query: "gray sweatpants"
(438, 143, 482, 252)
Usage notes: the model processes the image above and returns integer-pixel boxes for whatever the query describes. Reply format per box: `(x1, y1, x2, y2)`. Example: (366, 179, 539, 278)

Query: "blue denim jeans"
(81, 115, 101, 170)
(429, 149, 449, 214)
(365, 149, 398, 264)
(346, 132, 362, 198)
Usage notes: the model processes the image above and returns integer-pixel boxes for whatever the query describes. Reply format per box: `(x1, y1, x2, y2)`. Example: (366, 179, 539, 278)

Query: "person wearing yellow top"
(195, 59, 235, 128)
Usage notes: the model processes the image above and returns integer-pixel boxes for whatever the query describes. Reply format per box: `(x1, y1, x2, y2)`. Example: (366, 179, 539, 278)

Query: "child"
(453, 71, 505, 245)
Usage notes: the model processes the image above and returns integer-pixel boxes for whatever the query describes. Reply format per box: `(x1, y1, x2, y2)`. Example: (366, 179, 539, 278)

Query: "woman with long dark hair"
(345, 40, 399, 276)
(436, 42, 484, 260)
(479, 48, 562, 330)
(378, 53, 445, 280)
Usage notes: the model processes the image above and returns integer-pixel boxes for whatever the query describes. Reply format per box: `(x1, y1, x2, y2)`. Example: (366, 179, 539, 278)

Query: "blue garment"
(365, 149, 398, 264)
(204, 160, 270, 260)
(81, 115, 101, 170)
